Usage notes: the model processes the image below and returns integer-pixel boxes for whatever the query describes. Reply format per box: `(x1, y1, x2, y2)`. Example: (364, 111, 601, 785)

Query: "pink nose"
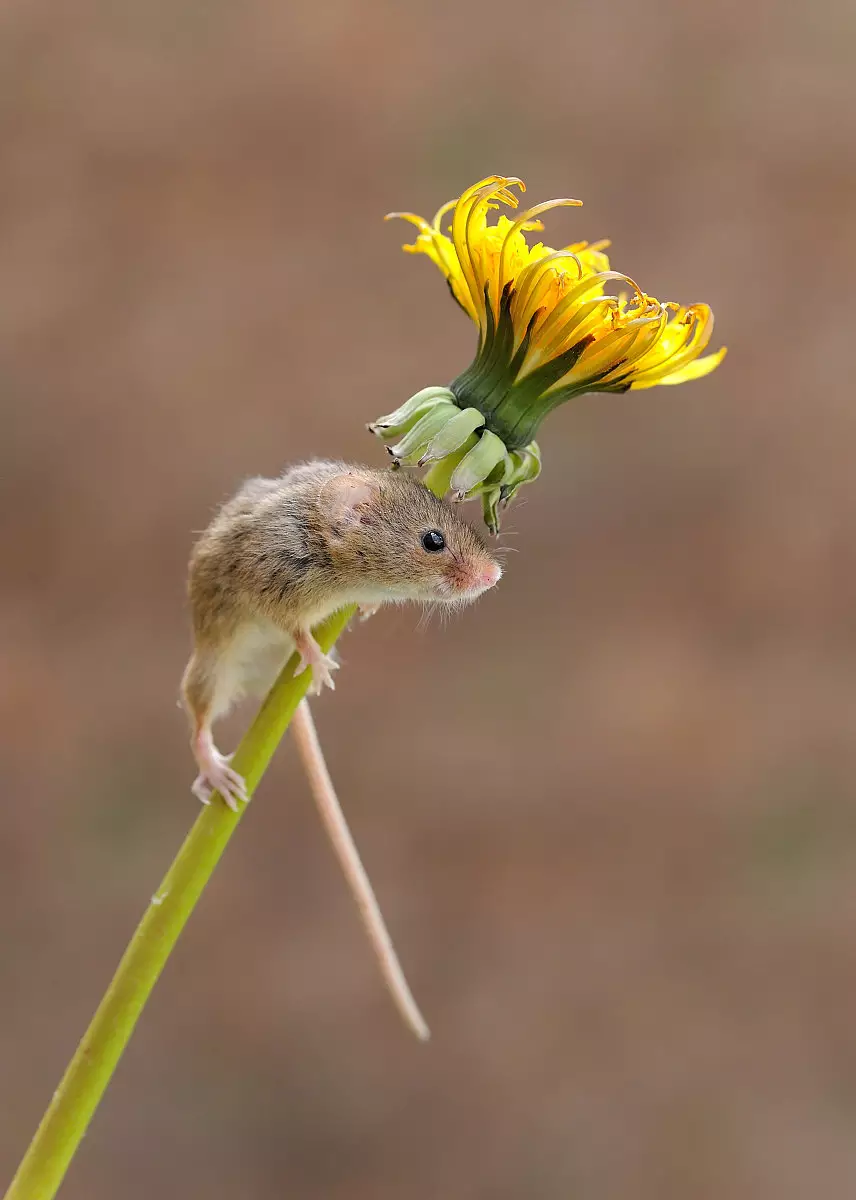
(482, 561, 502, 588)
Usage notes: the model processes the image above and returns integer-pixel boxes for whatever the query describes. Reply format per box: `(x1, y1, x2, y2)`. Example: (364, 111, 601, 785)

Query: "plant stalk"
(3, 606, 354, 1200)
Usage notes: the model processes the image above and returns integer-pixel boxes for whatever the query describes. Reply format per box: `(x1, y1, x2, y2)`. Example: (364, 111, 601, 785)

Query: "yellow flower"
(373, 174, 726, 531)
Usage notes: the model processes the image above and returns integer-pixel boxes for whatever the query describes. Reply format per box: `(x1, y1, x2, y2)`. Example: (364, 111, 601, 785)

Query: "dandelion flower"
(371, 175, 725, 530)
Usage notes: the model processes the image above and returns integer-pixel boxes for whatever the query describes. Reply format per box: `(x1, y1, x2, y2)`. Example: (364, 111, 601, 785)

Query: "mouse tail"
(290, 699, 430, 1042)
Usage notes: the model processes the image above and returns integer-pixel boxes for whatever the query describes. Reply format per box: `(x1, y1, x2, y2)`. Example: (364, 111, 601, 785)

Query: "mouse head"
(319, 469, 501, 605)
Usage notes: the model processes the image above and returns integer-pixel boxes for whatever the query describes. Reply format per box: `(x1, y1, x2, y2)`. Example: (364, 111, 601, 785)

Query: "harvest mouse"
(180, 460, 502, 1040)
(181, 459, 502, 808)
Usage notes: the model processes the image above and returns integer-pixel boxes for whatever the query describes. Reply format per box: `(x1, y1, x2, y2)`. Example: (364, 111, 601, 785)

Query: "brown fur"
(182, 460, 500, 733)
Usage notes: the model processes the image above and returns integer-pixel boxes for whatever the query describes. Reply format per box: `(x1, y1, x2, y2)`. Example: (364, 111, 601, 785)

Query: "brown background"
(2, 1, 856, 1197)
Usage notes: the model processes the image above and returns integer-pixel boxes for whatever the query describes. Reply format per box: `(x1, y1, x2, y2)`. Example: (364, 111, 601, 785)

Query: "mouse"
(180, 459, 502, 809)
(179, 460, 502, 1041)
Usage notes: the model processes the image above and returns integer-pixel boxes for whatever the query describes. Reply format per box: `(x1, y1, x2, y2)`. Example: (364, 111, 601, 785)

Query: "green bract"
(370, 387, 541, 533)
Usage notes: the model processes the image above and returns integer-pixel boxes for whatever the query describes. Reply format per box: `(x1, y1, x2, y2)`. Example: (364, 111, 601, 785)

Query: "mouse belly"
(209, 619, 294, 719)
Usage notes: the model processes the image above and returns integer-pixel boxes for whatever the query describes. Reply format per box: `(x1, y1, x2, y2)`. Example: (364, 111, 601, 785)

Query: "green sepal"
(481, 488, 503, 534)
(370, 385, 544, 533)
(462, 448, 510, 500)
(387, 401, 459, 462)
(499, 442, 542, 504)
(421, 434, 480, 497)
(450, 430, 508, 496)
(369, 386, 456, 437)
(418, 407, 485, 465)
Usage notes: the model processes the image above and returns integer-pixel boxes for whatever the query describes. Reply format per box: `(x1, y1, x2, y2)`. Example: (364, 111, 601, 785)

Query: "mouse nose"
(482, 561, 502, 588)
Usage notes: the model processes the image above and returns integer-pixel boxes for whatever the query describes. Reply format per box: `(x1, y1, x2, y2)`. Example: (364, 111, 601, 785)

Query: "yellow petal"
(632, 346, 727, 389)
(387, 176, 724, 400)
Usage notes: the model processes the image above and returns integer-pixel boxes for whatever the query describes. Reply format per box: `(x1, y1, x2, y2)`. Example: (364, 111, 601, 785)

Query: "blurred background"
(2, 1, 856, 1197)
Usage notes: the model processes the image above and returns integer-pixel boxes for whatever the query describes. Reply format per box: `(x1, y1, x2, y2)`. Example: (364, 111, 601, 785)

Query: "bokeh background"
(2, 1, 856, 1197)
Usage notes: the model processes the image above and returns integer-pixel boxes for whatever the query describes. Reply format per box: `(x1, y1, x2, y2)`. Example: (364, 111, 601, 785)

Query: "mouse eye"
(421, 529, 446, 553)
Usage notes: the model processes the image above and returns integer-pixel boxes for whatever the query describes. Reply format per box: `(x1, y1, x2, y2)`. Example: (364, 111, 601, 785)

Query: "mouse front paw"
(297, 650, 339, 694)
(293, 631, 340, 694)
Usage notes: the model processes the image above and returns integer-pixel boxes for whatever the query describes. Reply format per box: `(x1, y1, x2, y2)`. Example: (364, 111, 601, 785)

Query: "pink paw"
(295, 650, 339, 695)
(192, 753, 248, 812)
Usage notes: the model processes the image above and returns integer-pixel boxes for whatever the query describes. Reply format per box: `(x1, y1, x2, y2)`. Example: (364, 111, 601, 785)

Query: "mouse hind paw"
(192, 734, 249, 812)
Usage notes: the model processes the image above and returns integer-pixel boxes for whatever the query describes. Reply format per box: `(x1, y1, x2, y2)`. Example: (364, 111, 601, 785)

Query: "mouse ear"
(320, 473, 380, 535)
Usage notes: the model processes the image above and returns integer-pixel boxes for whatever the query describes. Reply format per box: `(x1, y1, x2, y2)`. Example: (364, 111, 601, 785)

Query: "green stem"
(3, 605, 355, 1200)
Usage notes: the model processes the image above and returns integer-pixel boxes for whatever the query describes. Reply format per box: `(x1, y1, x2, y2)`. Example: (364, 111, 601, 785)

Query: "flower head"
(371, 175, 725, 530)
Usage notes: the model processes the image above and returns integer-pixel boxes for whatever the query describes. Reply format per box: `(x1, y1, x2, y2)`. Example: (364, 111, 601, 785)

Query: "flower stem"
(3, 605, 354, 1200)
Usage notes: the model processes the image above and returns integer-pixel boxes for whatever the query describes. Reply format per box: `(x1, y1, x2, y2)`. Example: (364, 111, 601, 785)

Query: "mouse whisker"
(415, 604, 435, 632)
